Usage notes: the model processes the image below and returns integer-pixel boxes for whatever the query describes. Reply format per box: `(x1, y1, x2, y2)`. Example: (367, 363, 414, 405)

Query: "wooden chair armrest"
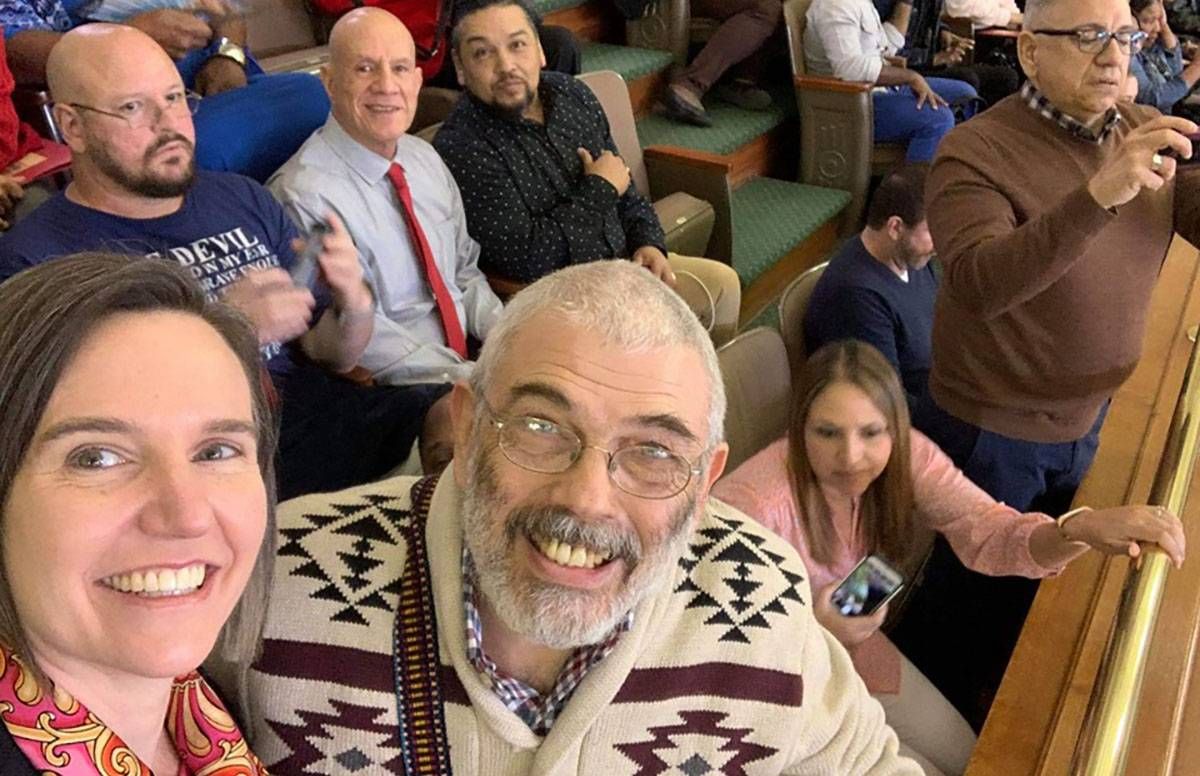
(794, 73, 874, 94)
(642, 145, 732, 174)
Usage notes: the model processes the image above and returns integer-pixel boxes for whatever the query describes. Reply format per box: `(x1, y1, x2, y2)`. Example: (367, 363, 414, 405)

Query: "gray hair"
(471, 261, 726, 448)
(1024, 0, 1064, 28)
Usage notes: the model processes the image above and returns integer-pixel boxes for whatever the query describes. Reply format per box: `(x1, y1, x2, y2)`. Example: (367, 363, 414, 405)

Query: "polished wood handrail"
(1072, 333, 1200, 774)
(967, 238, 1200, 776)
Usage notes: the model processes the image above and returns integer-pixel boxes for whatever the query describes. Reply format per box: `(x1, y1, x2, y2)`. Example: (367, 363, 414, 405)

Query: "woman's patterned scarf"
(0, 644, 267, 775)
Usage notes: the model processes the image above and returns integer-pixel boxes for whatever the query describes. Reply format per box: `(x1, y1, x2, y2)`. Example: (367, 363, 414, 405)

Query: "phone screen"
(293, 221, 332, 289)
(830, 555, 905, 617)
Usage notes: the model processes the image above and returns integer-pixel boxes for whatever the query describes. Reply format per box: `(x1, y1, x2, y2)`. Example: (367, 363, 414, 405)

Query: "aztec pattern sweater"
(246, 467, 920, 775)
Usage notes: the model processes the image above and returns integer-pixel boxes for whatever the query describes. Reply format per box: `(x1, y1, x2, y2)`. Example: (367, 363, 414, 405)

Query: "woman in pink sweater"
(712, 340, 1185, 776)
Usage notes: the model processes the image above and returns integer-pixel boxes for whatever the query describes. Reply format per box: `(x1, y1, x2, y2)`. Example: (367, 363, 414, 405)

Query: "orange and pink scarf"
(0, 645, 267, 775)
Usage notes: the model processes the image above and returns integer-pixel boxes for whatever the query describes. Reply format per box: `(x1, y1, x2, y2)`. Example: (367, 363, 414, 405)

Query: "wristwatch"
(211, 37, 248, 69)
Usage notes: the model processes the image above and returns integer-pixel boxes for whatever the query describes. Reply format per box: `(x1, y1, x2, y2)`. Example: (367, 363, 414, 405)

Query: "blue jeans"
(872, 77, 979, 163)
(177, 51, 331, 182)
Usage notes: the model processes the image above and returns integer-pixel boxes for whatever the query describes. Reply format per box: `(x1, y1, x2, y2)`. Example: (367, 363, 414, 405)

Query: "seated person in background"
(873, 0, 1019, 105)
(1131, 0, 1200, 116)
(713, 340, 1185, 775)
(435, 0, 742, 342)
(245, 261, 923, 775)
(943, 0, 1022, 28)
(805, 165, 937, 415)
(0, 25, 449, 499)
(661, 0, 782, 126)
(1166, 0, 1200, 36)
(0, 0, 329, 180)
(805, 0, 978, 162)
(270, 8, 502, 388)
(0, 253, 274, 774)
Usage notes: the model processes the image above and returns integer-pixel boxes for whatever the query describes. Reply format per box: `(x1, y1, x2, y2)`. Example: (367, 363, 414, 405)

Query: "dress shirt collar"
(320, 113, 404, 184)
(1019, 81, 1122, 144)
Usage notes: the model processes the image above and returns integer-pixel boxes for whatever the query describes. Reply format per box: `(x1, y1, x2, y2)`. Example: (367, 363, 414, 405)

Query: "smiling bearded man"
(245, 260, 921, 775)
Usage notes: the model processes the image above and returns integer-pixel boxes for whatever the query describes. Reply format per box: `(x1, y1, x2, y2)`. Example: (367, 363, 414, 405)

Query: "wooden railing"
(1071, 327, 1200, 773)
(967, 237, 1200, 776)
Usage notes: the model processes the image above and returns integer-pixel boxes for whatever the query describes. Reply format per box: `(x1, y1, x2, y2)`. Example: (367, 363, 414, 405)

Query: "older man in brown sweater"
(893, 0, 1200, 726)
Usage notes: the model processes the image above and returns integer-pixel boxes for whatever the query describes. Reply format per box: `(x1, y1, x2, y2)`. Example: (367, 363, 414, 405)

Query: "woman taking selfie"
(0, 253, 276, 774)
(713, 340, 1186, 776)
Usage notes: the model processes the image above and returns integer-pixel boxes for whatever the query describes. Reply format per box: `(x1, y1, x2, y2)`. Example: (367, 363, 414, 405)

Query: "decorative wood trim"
(543, 2, 623, 43)
(643, 145, 733, 173)
(738, 219, 839, 328)
(966, 238, 1200, 775)
(794, 74, 874, 94)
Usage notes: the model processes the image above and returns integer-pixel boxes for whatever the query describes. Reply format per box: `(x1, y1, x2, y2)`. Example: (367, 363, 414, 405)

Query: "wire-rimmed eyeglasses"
(485, 404, 704, 500)
(67, 91, 202, 130)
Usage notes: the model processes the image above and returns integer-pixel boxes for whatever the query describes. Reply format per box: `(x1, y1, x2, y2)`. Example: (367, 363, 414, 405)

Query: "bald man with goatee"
(0, 24, 450, 501)
(270, 8, 503, 391)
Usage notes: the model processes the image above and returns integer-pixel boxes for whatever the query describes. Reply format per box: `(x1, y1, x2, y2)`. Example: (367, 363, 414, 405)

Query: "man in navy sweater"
(804, 165, 938, 414)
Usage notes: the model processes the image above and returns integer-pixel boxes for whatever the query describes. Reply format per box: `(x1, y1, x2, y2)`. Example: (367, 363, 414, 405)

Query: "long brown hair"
(787, 341, 914, 566)
(0, 253, 279, 685)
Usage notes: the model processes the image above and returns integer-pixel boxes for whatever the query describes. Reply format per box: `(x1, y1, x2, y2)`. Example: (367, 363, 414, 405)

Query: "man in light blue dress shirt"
(269, 6, 503, 389)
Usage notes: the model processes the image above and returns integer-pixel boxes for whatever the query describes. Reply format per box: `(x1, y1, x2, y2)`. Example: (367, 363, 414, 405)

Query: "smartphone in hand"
(293, 220, 332, 289)
(830, 554, 906, 617)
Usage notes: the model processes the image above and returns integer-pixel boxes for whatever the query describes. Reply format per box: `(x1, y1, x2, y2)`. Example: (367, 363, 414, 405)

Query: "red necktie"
(387, 162, 468, 358)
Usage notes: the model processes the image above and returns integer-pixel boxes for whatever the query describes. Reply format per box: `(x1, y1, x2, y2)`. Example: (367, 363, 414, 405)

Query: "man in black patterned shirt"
(433, 0, 674, 289)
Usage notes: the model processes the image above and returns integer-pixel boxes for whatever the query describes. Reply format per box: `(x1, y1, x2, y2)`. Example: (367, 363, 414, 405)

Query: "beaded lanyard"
(392, 475, 453, 776)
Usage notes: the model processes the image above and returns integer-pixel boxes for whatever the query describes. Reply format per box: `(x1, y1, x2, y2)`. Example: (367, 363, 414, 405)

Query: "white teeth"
(102, 564, 206, 597)
(533, 538, 611, 570)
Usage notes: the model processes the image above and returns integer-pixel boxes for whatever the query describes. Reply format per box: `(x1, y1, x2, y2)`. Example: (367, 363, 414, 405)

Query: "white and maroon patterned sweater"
(246, 465, 920, 775)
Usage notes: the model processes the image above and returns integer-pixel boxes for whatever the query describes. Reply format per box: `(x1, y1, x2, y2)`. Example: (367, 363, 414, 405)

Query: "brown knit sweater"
(927, 95, 1200, 443)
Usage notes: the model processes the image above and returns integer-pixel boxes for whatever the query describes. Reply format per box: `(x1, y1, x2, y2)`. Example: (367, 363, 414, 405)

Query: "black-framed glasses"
(67, 91, 202, 130)
(484, 404, 704, 500)
(1032, 25, 1148, 54)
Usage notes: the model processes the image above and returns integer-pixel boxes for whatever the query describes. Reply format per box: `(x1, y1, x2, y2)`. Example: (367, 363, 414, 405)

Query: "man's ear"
(54, 104, 86, 153)
(885, 215, 906, 241)
(691, 441, 729, 526)
(319, 64, 334, 96)
(1017, 30, 1039, 81)
(700, 443, 729, 498)
(452, 50, 466, 87)
(448, 380, 478, 488)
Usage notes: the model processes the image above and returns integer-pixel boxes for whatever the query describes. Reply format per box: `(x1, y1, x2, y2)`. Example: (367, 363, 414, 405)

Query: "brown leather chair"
(782, 0, 904, 232)
(716, 326, 791, 471)
(777, 260, 827, 379)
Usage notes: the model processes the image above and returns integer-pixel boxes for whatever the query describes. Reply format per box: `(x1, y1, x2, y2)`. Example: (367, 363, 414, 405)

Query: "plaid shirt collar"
(1020, 81, 1122, 144)
(461, 549, 632, 736)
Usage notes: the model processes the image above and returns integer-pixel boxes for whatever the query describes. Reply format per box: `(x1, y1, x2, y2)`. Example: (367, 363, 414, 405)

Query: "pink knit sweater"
(712, 432, 1069, 694)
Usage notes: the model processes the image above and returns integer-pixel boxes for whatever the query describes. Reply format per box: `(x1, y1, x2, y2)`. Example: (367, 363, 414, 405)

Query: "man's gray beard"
(460, 439, 696, 650)
(90, 133, 197, 199)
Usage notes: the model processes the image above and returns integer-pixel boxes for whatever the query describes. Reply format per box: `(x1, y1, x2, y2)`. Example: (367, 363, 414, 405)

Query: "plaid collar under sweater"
(1020, 81, 1122, 143)
(461, 549, 632, 736)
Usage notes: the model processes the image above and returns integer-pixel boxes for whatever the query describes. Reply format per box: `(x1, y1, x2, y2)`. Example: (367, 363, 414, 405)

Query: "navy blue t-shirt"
(804, 236, 938, 410)
(0, 171, 308, 375)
